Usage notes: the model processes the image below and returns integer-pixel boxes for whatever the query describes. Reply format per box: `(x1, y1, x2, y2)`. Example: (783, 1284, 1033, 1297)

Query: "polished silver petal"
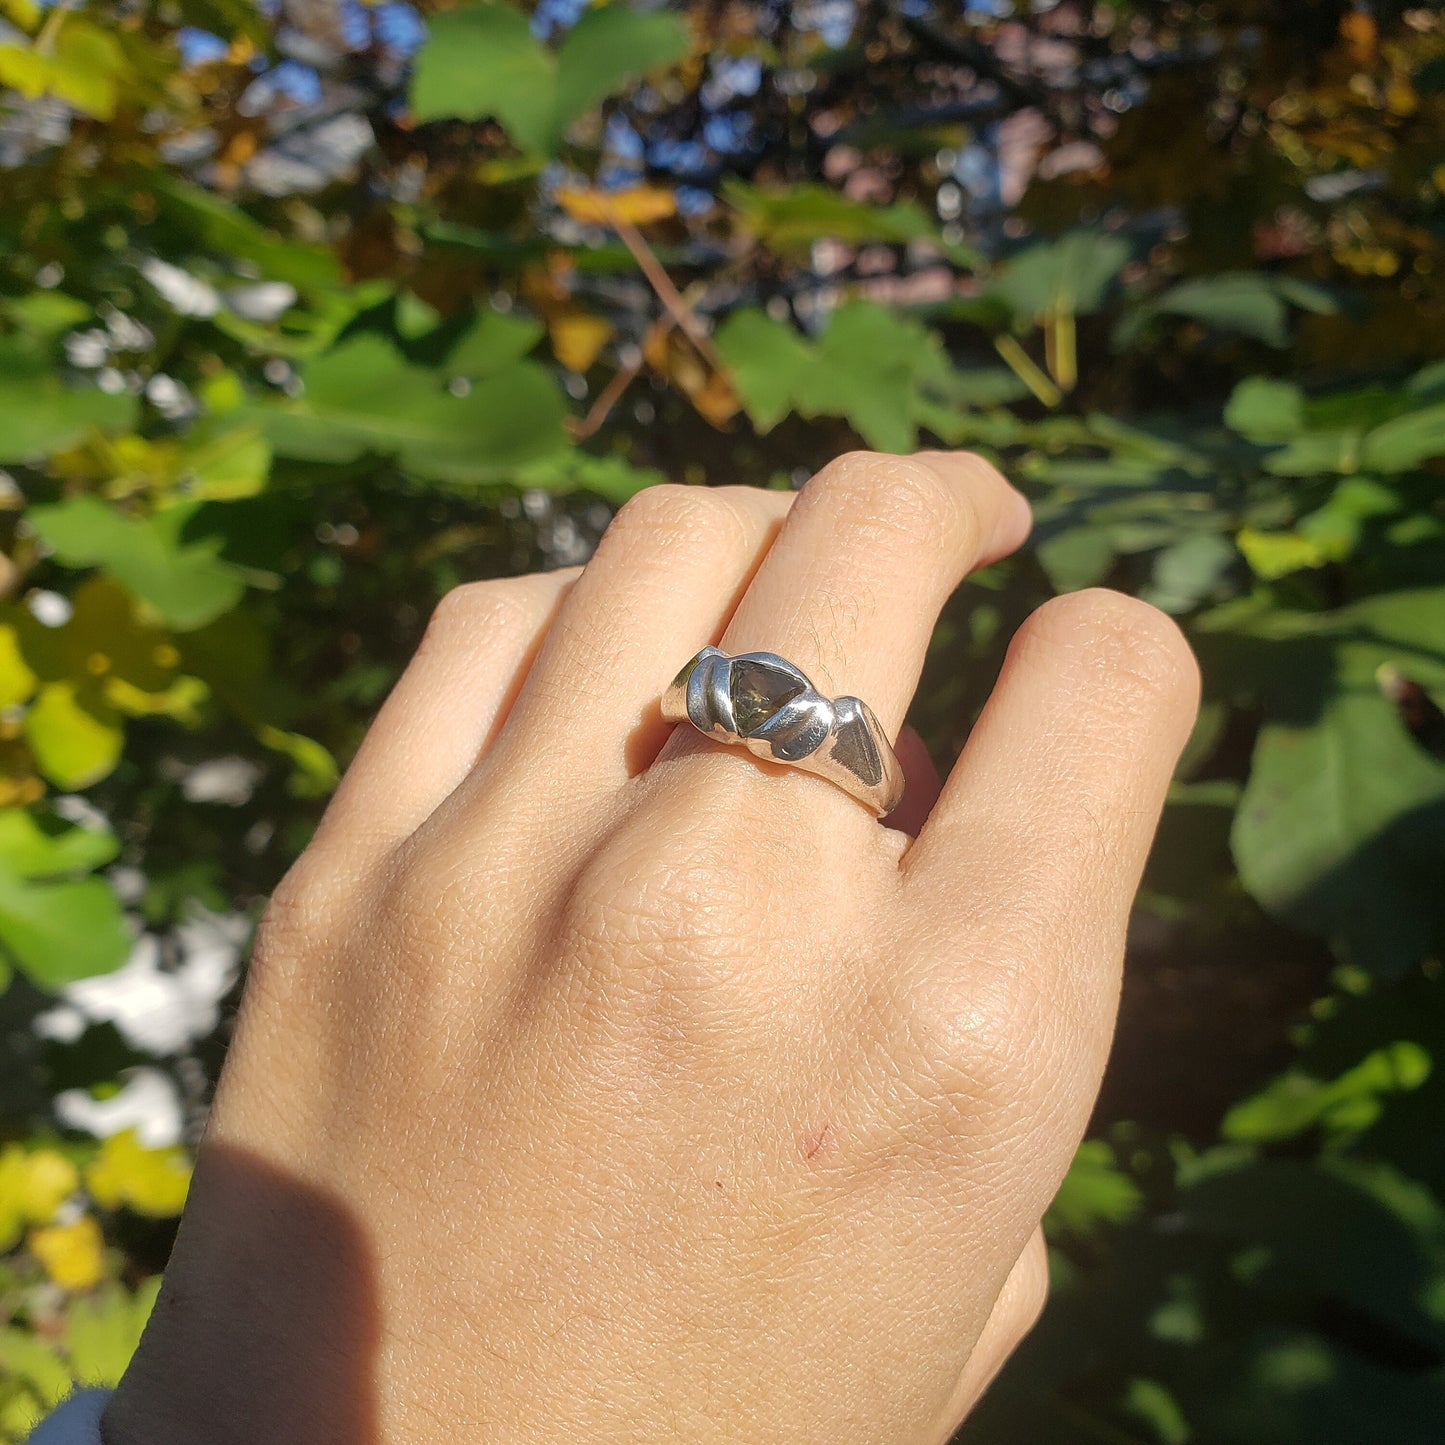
(662, 647, 904, 816)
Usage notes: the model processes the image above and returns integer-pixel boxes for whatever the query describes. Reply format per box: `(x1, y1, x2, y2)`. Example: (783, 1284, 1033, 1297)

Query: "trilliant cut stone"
(729, 657, 806, 734)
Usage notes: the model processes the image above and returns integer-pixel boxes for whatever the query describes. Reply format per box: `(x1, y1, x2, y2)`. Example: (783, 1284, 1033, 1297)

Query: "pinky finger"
(933, 1229, 1049, 1439)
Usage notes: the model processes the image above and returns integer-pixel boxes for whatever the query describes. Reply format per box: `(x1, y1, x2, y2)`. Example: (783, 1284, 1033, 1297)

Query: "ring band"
(662, 647, 905, 817)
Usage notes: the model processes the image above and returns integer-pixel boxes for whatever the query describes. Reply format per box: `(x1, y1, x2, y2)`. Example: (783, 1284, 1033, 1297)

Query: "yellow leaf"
(49, 22, 128, 121)
(0, 0, 41, 32)
(30, 1215, 105, 1291)
(104, 672, 208, 724)
(24, 681, 124, 790)
(257, 724, 339, 798)
(0, 44, 49, 99)
(642, 322, 738, 426)
(0, 1145, 79, 1250)
(1237, 527, 1326, 581)
(556, 184, 677, 227)
(0, 624, 37, 710)
(22, 1150, 80, 1221)
(550, 310, 614, 372)
(86, 1130, 192, 1218)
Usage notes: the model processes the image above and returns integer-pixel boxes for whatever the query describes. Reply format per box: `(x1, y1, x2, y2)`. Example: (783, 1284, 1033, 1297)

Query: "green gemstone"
(729, 658, 805, 734)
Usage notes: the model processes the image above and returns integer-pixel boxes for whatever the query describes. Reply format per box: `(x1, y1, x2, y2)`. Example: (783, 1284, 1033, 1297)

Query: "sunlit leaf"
(0, 1145, 80, 1250)
(23, 682, 123, 789)
(410, 1, 687, 154)
(1047, 1140, 1144, 1239)
(0, 340, 135, 462)
(260, 335, 568, 482)
(64, 1278, 161, 1386)
(30, 1214, 105, 1291)
(548, 310, 614, 371)
(0, 809, 118, 879)
(552, 4, 691, 140)
(556, 184, 677, 226)
(257, 724, 338, 798)
(0, 867, 130, 988)
(29, 497, 246, 631)
(86, 1130, 191, 1218)
(410, 1, 556, 147)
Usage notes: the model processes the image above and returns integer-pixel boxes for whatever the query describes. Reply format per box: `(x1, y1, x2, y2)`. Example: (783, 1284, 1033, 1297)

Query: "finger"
(453, 486, 794, 816)
(934, 1229, 1048, 1437)
(901, 589, 1199, 1125)
(705, 452, 1029, 773)
(882, 724, 941, 837)
(308, 570, 576, 869)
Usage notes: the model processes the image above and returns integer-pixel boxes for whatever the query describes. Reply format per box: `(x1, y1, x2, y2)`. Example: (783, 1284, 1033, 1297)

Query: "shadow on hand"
(103, 1143, 381, 1445)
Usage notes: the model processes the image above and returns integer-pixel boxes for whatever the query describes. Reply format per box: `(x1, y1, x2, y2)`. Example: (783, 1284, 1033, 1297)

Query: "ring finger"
(651, 451, 1030, 819)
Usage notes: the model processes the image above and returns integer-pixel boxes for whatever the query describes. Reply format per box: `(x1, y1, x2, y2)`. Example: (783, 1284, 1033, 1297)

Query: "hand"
(105, 452, 1198, 1444)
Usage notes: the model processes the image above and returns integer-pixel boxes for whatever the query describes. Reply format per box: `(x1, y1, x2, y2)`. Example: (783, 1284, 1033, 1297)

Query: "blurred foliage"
(0, 0, 1443, 1438)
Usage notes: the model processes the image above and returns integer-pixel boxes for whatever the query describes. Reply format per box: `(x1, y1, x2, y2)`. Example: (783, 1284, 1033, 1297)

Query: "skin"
(104, 451, 1199, 1444)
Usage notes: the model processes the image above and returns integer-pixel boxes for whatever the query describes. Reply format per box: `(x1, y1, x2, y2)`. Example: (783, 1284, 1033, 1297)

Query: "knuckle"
(879, 949, 1065, 1144)
(256, 855, 327, 946)
(1023, 588, 1201, 713)
(423, 578, 530, 655)
(372, 848, 460, 965)
(809, 451, 975, 556)
(247, 855, 336, 1001)
(604, 483, 746, 559)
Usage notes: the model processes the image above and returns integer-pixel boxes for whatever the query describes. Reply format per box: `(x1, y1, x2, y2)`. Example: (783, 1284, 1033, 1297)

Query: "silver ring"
(661, 647, 905, 818)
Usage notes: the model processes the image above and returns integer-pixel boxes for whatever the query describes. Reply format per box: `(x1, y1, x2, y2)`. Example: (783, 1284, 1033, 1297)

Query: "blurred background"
(0, 0, 1443, 1438)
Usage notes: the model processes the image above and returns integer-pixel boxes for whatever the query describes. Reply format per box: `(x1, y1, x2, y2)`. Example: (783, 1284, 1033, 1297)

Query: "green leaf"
(0, 1328, 72, 1411)
(1263, 429, 1363, 477)
(1237, 526, 1326, 580)
(803, 302, 946, 452)
(23, 682, 124, 790)
(257, 725, 338, 798)
(991, 230, 1131, 324)
(182, 427, 272, 502)
(1224, 377, 1306, 443)
(1180, 1158, 1445, 1357)
(0, 870, 129, 989)
(1224, 1042, 1432, 1144)
(0, 809, 119, 879)
(1361, 403, 1445, 473)
(65, 1279, 161, 1387)
(259, 335, 568, 482)
(442, 310, 546, 379)
(719, 302, 1008, 450)
(714, 309, 815, 432)
(3, 290, 91, 338)
(1230, 590, 1445, 976)
(553, 5, 691, 141)
(152, 179, 341, 294)
(1140, 531, 1236, 614)
(410, 2, 555, 148)
(1153, 273, 1290, 346)
(409, 1, 688, 154)
(0, 340, 136, 462)
(1035, 524, 1119, 592)
(29, 496, 246, 631)
(723, 180, 940, 255)
(1047, 1139, 1144, 1240)
(514, 449, 664, 503)
(0, 620, 37, 709)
